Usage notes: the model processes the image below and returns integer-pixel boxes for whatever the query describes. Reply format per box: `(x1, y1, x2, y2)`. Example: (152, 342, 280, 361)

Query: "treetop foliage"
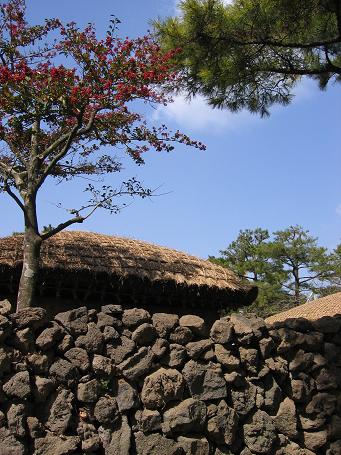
(155, 0, 341, 115)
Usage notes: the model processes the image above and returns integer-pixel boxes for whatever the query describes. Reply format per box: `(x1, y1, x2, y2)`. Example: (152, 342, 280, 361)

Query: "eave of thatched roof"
(0, 231, 256, 305)
(265, 292, 341, 324)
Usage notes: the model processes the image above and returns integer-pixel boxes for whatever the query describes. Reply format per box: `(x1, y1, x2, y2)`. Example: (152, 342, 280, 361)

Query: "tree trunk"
(293, 267, 300, 306)
(16, 197, 42, 311)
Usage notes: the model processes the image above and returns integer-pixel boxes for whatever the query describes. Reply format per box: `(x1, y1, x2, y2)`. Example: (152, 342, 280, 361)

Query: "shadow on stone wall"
(0, 299, 340, 454)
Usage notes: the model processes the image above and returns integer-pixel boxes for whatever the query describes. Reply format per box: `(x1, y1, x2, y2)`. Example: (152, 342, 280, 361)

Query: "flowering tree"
(0, 0, 205, 310)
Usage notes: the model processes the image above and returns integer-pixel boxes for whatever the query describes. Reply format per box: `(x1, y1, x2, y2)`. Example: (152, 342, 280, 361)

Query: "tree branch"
(41, 216, 84, 240)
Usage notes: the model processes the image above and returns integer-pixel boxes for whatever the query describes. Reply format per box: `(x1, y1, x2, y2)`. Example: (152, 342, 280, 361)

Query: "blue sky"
(0, 0, 340, 258)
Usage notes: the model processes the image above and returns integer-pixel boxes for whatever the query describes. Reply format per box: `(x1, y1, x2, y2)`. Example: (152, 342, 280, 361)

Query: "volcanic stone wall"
(0, 300, 340, 454)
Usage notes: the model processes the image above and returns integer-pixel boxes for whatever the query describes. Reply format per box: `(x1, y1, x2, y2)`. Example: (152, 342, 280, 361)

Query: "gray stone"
(179, 314, 206, 336)
(49, 358, 79, 386)
(170, 325, 193, 344)
(3, 370, 31, 399)
(55, 306, 88, 335)
(107, 336, 136, 364)
(142, 367, 184, 410)
(152, 313, 179, 337)
(115, 378, 138, 411)
(75, 325, 104, 354)
(244, 410, 277, 454)
(186, 339, 213, 359)
(134, 409, 162, 432)
(47, 388, 74, 434)
(99, 415, 131, 455)
(163, 398, 207, 435)
(36, 323, 64, 351)
(215, 344, 240, 371)
(210, 319, 234, 344)
(34, 435, 80, 455)
(77, 379, 99, 402)
(11, 307, 47, 329)
(177, 436, 210, 455)
(64, 347, 90, 373)
(7, 403, 26, 437)
(119, 346, 155, 382)
(92, 354, 114, 377)
(207, 400, 238, 446)
(122, 308, 151, 329)
(273, 397, 298, 439)
(94, 396, 120, 426)
(34, 376, 56, 402)
(134, 431, 184, 455)
(182, 360, 227, 401)
(132, 323, 157, 345)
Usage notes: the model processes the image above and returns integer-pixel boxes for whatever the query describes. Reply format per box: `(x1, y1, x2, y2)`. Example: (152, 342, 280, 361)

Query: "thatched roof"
(265, 292, 341, 324)
(0, 231, 256, 306)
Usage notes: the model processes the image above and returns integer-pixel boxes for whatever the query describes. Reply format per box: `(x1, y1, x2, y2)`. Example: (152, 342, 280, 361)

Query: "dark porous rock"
(207, 400, 238, 446)
(11, 307, 47, 330)
(0, 348, 10, 377)
(27, 352, 51, 374)
(243, 410, 277, 454)
(134, 409, 162, 432)
(215, 344, 240, 372)
(259, 337, 276, 358)
(182, 360, 227, 401)
(34, 435, 80, 455)
(115, 378, 139, 411)
(33, 376, 56, 402)
(122, 308, 151, 329)
(210, 319, 234, 344)
(315, 367, 339, 391)
(284, 317, 313, 332)
(57, 334, 74, 353)
(3, 370, 31, 399)
(152, 313, 179, 338)
(64, 347, 90, 373)
(81, 435, 101, 453)
(0, 315, 11, 342)
(36, 323, 64, 351)
(265, 356, 288, 383)
(291, 373, 315, 402)
(273, 397, 298, 439)
(54, 306, 88, 336)
(299, 415, 326, 431)
(0, 299, 11, 316)
(7, 403, 26, 437)
(263, 375, 282, 414)
(27, 416, 44, 439)
(170, 325, 193, 345)
(119, 347, 155, 382)
(141, 367, 184, 410)
(302, 331, 324, 352)
(151, 338, 169, 359)
(177, 436, 210, 455)
(0, 428, 25, 455)
(94, 396, 120, 426)
(231, 313, 265, 339)
(162, 343, 187, 368)
(101, 304, 123, 315)
(179, 315, 207, 336)
(107, 335, 136, 364)
(103, 325, 120, 341)
(47, 388, 74, 434)
(312, 316, 341, 334)
(92, 354, 114, 377)
(134, 431, 184, 455)
(327, 440, 341, 455)
(162, 398, 207, 435)
(239, 347, 259, 374)
(186, 339, 213, 360)
(49, 358, 79, 386)
(305, 392, 336, 417)
(96, 311, 117, 330)
(75, 324, 104, 354)
(99, 414, 131, 455)
(329, 414, 341, 439)
(275, 328, 305, 354)
(12, 327, 35, 353)
(224, 371, 243, 386)
(77, 379, 99, 403)
(303, 429, 328, 451)
(132, 323, 157, 346)
(324, 342, 341, 365)
(230, 380, 257, 417)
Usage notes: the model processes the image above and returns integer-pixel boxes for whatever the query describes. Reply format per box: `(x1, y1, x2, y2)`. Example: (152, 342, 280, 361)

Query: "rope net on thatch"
(0, 231, 256, 309)
(265, 292, 341, 324)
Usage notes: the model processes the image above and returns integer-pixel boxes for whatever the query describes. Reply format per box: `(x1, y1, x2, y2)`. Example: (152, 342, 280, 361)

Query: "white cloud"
(152, 94, 258, 134)
(336, 204, 341, 216)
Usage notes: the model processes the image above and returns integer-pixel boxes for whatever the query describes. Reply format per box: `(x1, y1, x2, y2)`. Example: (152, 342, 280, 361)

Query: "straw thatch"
(0, 231, 256, 308)
(265, 292, 341, 324)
